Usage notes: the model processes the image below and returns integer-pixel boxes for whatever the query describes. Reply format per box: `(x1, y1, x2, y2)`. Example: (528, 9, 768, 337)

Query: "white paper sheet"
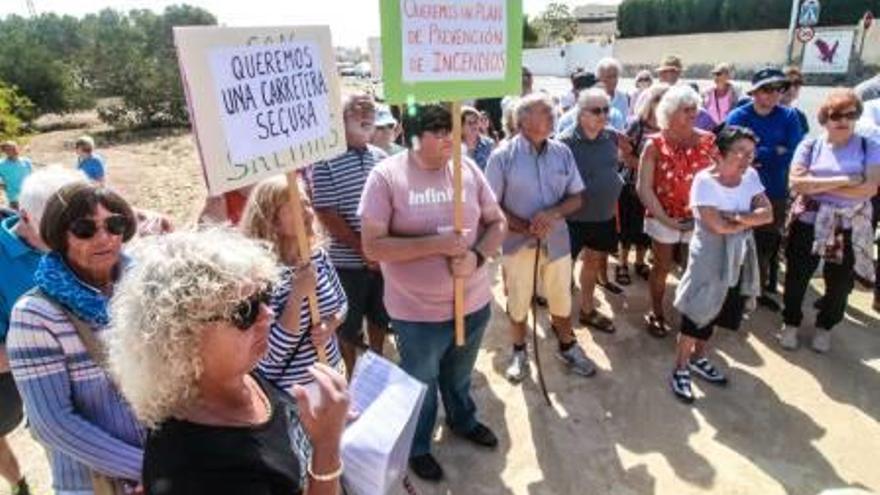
(341, 352, 426, 495)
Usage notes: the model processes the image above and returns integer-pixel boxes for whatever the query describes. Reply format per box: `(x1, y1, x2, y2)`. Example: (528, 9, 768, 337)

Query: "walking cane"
(531, 239, 552, 407)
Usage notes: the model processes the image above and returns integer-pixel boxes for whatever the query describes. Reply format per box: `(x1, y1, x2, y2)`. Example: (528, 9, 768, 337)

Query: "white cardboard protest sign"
(174, 26, 345, 195)
(342, 352, 426, 495)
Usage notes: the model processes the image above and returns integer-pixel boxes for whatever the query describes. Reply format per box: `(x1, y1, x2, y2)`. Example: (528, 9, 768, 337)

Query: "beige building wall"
(613, 27, 880, 70)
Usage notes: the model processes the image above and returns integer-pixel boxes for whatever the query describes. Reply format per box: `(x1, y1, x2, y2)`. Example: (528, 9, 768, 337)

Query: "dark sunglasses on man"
(586, 106, 610, 116)
(69, 214, 131, 240)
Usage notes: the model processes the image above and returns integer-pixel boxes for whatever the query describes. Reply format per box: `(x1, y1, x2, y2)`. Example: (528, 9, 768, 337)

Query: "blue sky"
(1, 0, 622, 48)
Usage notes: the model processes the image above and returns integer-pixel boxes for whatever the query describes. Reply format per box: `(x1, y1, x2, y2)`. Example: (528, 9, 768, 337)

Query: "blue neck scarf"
(33, 252, 127, 328)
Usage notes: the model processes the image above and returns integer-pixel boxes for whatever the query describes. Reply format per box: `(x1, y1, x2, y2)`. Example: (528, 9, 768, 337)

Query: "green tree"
(0, 80, 35, 141)
(534, 2, 579, 44)
(0, 14, 93, 114)
(523, 15, 540, 47)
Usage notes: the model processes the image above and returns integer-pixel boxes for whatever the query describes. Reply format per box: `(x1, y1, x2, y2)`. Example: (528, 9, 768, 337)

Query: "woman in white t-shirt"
(669, 126, 773, 404)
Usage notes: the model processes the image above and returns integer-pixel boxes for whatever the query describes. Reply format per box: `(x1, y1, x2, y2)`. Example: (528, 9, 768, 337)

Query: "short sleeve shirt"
(311, 145, 387, 268)
(0, 216, 42, 342)
(690, 167, 765, 219)
(559, 127, 623, 222)
(0, 157, 32, 203)
(649, 132, 717, 220)
(485, 135, 585, 260)
(792, 133, 880, 209)
(78, 155, 106, 182)
(358, 152, 499, 322)
(258, 249, 345, 388)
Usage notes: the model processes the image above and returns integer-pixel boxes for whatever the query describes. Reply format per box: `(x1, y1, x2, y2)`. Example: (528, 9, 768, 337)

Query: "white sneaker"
(811, 330, 831, 353)
(505, 349, 530, 383)
(779, 325, 799, 350)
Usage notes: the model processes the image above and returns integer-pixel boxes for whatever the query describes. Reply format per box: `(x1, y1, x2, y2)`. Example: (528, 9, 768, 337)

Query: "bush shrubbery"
(0, 5, 216, 128)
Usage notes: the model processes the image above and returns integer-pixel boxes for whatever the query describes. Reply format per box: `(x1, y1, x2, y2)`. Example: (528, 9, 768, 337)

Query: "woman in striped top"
(7, 182, 144, 494)
(240, 176, 347, 389)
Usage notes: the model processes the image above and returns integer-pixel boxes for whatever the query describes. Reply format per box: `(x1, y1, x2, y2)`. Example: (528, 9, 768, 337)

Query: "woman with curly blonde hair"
(107, 229, 350, 495)
(240, 176, 347, 386)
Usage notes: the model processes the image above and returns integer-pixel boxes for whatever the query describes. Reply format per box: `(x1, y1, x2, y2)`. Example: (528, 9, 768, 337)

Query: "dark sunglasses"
(828, 111, 860, 122)
(229, 286, 273, 331)
(69, 215, 130, 240)
(759, 84, 787, 94)
(586, 106, 610, 116)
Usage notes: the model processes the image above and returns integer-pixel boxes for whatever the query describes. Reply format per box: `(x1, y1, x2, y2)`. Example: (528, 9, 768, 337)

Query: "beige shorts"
(644, 217, 693, 245)
(502, 246, 572, 322)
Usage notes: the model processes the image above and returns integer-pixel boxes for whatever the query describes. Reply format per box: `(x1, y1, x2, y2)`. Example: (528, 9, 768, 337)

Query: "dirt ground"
(3, 114, 879, 495)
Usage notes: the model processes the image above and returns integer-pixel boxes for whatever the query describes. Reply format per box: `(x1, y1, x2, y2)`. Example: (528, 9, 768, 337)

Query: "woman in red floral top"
(638, 85, 718, 337)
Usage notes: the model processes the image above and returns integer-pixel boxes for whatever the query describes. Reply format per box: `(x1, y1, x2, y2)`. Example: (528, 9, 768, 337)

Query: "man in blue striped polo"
(312, 93, 390, 374)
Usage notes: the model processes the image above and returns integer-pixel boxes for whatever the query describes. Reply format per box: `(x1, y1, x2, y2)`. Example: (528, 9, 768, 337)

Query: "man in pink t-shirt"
(359, 104, 507, 482)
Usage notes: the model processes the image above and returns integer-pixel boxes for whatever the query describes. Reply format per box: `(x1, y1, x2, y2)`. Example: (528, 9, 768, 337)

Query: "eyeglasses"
(759, 84, 787, 94)
(228, 286, 273, 331)
(828, 111, 860, 122)
(730, 149, 756, 162)
(69, 215, 130, 240)
(586, 106, 610, 116)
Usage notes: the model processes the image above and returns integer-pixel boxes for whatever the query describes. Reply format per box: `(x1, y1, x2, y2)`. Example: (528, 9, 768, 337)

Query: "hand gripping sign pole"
(174, 26, 347, 364)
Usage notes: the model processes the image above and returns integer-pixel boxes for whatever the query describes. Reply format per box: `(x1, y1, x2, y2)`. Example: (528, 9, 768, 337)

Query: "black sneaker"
(409, 453, 444, 481)
(458, 422, 499, 449)
(757, 294, 781, 312)
(670, 369, 695, 404)
(533, 296, 548, 308)
(688, 358, 728, 386)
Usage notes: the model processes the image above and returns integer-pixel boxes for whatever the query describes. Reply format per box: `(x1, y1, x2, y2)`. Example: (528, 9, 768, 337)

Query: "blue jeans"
(392, 304, 491, 458)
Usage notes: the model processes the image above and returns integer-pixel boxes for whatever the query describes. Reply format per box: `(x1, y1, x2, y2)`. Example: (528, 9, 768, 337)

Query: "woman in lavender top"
(781, 89, 880, 353)
(7, 182, 144, 494)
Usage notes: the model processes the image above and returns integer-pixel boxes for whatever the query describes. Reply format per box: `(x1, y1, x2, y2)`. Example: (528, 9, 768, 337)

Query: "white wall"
(523, 42, 614, 77)
(612, 26, 880, 71)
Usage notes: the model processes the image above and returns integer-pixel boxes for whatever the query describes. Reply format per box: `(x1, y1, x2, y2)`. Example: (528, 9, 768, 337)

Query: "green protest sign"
(380, 0, 523, 103)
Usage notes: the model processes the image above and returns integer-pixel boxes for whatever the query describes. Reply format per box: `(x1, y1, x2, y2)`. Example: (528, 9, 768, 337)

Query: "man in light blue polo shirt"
(0, 166, 83, 495)
(486, 93, 598, 383)
(0, 141, 32, 210)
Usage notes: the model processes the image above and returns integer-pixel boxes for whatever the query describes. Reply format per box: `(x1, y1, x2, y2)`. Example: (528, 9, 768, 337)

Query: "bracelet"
(308, 459, 344, 482)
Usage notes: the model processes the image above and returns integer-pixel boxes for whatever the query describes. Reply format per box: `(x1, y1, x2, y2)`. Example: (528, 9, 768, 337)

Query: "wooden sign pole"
(286, 171, 329, 364)
(452, 101, 465, 347)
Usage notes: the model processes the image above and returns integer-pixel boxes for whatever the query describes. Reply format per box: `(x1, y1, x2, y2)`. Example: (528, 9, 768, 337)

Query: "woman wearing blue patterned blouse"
(240, 176, 347, 388)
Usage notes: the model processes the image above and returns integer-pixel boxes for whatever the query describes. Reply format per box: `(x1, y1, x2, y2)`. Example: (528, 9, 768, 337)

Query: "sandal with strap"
(644, 313, 669, 338)
(614, 265, 632, 286)
(634, 263, 650, 281)
(580, 309, 616, 333)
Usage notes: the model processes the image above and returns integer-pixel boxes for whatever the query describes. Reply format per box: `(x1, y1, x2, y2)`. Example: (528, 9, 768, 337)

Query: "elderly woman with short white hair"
(107, 229, 349, 495)
(637, 84, 718, 338)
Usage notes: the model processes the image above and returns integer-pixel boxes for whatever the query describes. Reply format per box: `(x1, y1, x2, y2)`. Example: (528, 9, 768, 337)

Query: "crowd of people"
(0, 54, 878, 494)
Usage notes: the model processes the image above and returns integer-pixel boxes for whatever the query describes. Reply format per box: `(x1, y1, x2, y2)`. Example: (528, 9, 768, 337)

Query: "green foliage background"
(0, 4, 216, 132)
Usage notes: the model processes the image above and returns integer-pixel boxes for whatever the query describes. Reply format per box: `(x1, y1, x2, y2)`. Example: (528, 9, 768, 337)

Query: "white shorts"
(502, 247, 572, 322)
(644, 217, 693, 245)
